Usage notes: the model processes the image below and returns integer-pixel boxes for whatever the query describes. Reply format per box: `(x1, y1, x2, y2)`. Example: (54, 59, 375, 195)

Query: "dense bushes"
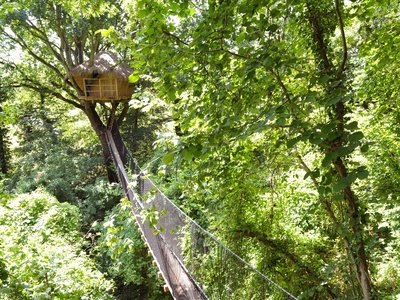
(0, 189, 115, 300)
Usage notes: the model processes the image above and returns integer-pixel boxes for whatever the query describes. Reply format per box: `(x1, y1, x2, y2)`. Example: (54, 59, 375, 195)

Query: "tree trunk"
(83, 102, 118, 183)
(83, 102, 131, 183)
(333, 156, 374, 300)
(0, 92, 8, 175)
(306, 4, 375, 298)
(110, 121, 128, 165)
(0, 126, 8, 175)
(98, 129, 119, 183)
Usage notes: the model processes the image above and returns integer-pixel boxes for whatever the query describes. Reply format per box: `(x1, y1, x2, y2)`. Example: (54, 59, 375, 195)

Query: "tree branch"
(306, 5, 332, 72)
(296, 153, 340, 226)
(234, 228, 337, 298)
(335, 0, 348, 78)
(117, 101, 130, 126)
(49, 80, 78, 100)
(162, 30, 189, 46)
(3, 31, 65, 81)
(107, 102, 119, 128)
(11, 83, 83, 110)
(25, 18, 64, 63)
(84, 102, 106, 133)
(269, 68, 292, 103)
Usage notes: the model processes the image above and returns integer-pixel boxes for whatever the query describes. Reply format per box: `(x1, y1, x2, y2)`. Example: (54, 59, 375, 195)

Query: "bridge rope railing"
(108, 130, 298, 300)
(106, 130, 207, 300)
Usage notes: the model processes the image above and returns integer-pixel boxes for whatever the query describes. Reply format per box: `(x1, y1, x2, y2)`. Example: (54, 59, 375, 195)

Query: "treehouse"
(70, 52, 134, 102)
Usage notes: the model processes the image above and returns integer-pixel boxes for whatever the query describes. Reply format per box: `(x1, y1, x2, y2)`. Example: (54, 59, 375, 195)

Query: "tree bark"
(0, 126, 8, 175)
(110, 122, 128, 165)
(83, 101, 131, 183)
(0, 97, 8, 175)
(83, 102, 119, 183)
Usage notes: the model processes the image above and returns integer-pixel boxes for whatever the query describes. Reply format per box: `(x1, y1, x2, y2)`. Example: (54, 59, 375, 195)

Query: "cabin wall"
(74, 74, 134, 101)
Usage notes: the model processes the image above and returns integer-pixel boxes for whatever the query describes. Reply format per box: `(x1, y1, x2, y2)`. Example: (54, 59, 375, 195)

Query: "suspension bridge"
(105, 129, 298, 300)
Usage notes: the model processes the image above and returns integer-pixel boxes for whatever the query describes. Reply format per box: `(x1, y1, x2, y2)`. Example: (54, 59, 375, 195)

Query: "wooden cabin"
(70, 52, 134, 102)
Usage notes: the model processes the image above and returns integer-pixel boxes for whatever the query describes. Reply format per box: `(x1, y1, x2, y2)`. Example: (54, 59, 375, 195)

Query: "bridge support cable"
(106, 129, 298, 300)
(106, 130, 207, 300)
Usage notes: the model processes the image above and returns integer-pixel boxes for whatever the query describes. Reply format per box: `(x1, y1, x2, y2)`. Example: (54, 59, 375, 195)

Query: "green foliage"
(0, 1, 171, 298)
(353, 110, 400, 299)
(120, 89, 171, 166)
(1, 0, 400, 299)
(0, 72, 13, 175)
(6, 91, 121, 229)
(0, 87, 169, 299)
(0, 190, 115, 300)
(126, 0, 400, 298)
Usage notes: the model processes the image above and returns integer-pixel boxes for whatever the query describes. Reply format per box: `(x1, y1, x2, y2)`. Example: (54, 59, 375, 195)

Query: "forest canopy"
(0, 0, 400, 299)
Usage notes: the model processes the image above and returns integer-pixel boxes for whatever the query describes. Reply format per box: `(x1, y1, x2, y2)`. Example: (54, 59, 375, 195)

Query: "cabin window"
(83, 78, 118, 99)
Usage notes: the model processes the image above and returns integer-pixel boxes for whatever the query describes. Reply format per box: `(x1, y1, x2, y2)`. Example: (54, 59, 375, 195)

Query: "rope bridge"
(105, 130, 298, 300)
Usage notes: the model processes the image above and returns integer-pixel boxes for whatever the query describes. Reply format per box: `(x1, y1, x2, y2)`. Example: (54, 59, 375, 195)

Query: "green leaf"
(96, 27, 114, 37)
(137, 10, 148, 18)
(270, 8, 280, 17)
(348, 131, 364, 142)
(163, 152, 175, 165)
(325, 95, 342, 105)
(188, 7, 196, 16)
(322, 151, 337, 168)
(333, 179, 347, 193)
(181, 149, 193, 161)
(129, 74, 140, 83)
(357, 170, 369, 180)
(167, 90, 176, 101)
(320, 123, 336, 135)
(193, 89, 202, 97)
(295, 72, 309, 79)
(267, 24, 279, 32)
(276, 117, 286, 126)
(319, 74, 331, 84)
(337, 145, 357, 157)
(286, 137, 299, 148)
(263, 56, 274, 67)
(355, 166, 369, 179)
(333, 173, 358, 193)
(236, 32, 247, 43)
(309, 133, 324, 146)
(345, 121, 358, 131)
(360, 144, 369, 153)
(317, 185, 331, 195)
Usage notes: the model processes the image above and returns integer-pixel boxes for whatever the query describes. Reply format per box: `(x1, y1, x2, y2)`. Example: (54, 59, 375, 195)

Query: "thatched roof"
(70, 51, 133, 80)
